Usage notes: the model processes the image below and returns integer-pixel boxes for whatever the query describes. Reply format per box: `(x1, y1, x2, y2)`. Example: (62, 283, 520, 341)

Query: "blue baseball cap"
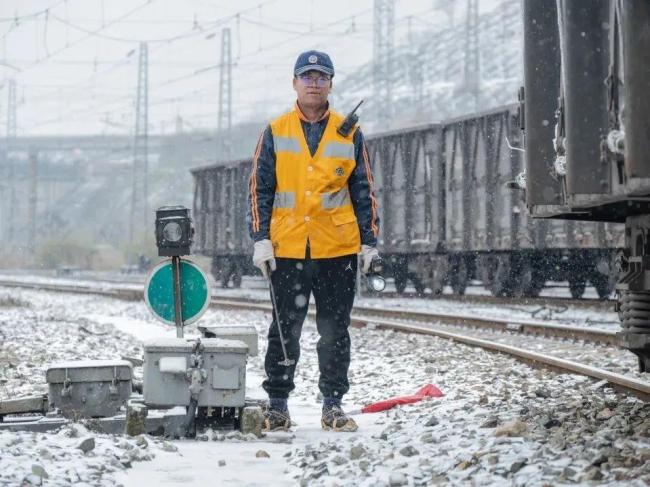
(294, 50, 334, 77)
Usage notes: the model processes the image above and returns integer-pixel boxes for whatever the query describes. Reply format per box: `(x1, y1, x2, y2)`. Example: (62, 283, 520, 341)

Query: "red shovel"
(349, 384, 444, 415)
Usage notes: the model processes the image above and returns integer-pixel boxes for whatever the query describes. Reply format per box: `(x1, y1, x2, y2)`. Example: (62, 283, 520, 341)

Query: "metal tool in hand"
(266, 263, 295, 367)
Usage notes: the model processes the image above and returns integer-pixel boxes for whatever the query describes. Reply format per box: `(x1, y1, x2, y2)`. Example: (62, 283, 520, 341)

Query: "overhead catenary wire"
(0, 0, 68, 23)
(18, 0, 158, 74)
(18, 0, 279, 105)
(14, 0, 449, 134)
(21, 4, 376, 130)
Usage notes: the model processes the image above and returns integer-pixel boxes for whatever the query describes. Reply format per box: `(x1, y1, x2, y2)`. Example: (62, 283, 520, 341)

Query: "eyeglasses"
(297, 74, 331, 88)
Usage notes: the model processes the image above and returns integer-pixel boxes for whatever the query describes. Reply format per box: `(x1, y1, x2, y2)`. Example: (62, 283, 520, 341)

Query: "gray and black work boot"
(321, 405, 358, 432)
(262, 407, 291, 432)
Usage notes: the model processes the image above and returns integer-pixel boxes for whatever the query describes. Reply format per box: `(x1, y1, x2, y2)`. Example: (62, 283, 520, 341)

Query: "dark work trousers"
(262, 253, 357, 400)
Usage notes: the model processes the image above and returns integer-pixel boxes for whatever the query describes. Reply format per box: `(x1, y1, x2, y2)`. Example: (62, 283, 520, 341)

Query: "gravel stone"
(420, 432, 434, 443)
(389, 472, 408, 486)
(510, 460, 527, 473)
(583, 467, 603, 481)
(425, 415, 439, 427)
(31, 464, 48, 479)
(349, 445, 366, 460)
(255, 450, 270, 458)
(399, 445, 419, 457)
(161, 441, 178, 452)
(494, 420, 527, 437)
(534, 388, 550, 398)
(135, 435, 148, 449)
(76, 437, 95, 453)
(480, 417, 498, 428)
(331, 455, 348, 466)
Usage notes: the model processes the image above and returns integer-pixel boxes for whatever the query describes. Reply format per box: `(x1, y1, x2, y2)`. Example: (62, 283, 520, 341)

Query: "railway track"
(376, 289, 616, 310)
(1, 278, 648, 401)
(1, 271, 617, 309)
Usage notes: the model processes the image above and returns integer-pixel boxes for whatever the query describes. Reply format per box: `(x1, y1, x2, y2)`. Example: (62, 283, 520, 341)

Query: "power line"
(0, 0, 68, 43)
(142, 7, 374, 93)
(19, 0, 157, 74)
(20, 0, 279, 105)
(48, 11, 212, 44)
(0, 0, 68, 22)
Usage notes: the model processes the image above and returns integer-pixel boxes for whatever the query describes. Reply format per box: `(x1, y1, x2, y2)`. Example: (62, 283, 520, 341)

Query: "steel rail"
(151, 291, 619, 346)
(2, 279, 646, 400)
(0, 279, 619, 345)
(352, 317, 650, 402)
(210, 297, 619, 346)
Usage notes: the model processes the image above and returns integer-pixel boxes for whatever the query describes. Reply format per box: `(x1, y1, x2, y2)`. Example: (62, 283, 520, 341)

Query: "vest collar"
(294, 101, 330, 123)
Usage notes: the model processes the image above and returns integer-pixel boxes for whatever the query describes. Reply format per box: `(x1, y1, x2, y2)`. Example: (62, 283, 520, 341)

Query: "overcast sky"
(0, 0, 494, 136)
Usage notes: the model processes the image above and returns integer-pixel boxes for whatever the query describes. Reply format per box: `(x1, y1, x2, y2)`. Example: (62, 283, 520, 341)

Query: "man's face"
(293, 70, 332, 108)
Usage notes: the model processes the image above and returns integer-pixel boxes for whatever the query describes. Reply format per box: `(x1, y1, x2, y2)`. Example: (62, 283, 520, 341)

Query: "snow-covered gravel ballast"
(0, 286, 649, 486)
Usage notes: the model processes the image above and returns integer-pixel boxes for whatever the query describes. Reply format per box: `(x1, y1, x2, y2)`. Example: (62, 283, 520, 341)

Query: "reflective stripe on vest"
(274, 135, 301, 153)
(323, 141, 354, 159)
(321, 187, 351, 209)
(273, 191, 296, 209)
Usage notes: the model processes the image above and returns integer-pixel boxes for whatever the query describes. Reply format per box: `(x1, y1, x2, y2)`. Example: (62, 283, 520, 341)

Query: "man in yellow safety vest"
(247, 50, 380, 432)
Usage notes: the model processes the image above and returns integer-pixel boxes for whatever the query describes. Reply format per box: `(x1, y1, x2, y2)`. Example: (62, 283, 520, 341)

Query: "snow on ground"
(1, 286, 649, 486)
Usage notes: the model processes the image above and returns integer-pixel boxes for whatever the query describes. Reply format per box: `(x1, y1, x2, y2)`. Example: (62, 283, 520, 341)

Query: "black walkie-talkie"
(337, 100, 364, 137)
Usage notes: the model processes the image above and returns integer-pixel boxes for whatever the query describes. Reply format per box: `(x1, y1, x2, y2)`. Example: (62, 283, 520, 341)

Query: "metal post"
(129, 42, 149, 246)
(218, 28, 232, 160)
(172, 255, 183, 338)
(28, 149, 37, 255)
(6, 79, 16, 245)
(373, 0, 395, 124)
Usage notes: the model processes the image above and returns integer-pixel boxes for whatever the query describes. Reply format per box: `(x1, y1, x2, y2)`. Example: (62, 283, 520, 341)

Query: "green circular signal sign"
(144, 258, 211, 326)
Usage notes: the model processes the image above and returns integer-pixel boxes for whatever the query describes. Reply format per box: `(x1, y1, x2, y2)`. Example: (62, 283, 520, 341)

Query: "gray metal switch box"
(143, 337, 247, 408)
(46, 360, 133, 419)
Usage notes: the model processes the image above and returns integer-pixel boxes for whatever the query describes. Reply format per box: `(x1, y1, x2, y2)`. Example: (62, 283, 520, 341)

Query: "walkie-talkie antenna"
(337, 100, 364, 137)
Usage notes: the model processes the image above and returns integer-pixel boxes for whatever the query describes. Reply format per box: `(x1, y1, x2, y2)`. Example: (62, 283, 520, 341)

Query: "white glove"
(360, 244, 379, 274)
(253, 239, 276, 277)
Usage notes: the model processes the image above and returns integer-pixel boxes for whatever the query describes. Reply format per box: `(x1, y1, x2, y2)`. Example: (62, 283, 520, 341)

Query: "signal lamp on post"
(155, 206, 194, 257)
(154, 205, 194, 338)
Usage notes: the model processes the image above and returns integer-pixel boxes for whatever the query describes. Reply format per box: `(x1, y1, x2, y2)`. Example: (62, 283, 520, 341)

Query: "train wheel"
(394, 275, 407, 294)
(591, 273, 614, 299)
(211, 258, 223, 283)
(450, 259, 468, 295)
(513, 262, 544, 298)
(568, 277, 586, 299)
(412, 277, 425, 295)
(591, 255, 616, 300)
(490, 256, 513, 297)
(232, 267, 243, 288)
(430, 271, 444, 296)
(221, 273, 231, 288)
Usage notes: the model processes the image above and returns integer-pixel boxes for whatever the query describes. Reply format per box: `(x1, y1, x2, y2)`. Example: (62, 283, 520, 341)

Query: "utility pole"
(129, 42, 149, 246)
(461, 0, 480, 112)
(373, 0, 395, 124)
(6, 79, 17, 245)
(217, 27, 232, 161)
(28, 149, 37, 255)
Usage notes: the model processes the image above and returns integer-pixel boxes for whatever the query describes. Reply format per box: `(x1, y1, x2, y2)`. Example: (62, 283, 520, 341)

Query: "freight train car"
(520, 0, 650, 368)
(191, 106, 623, 298)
